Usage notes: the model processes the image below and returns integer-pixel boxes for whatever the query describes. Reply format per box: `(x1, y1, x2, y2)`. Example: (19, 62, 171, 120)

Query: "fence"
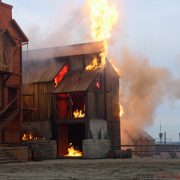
(121, 144, 180, 158)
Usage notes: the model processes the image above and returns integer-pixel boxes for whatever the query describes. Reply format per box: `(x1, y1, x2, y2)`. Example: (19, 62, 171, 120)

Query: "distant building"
(122, 126, 155, 156)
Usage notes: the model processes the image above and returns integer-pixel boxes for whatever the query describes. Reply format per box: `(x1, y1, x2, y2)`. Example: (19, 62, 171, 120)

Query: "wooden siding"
(70, 55, 84, 71)
(23, 82, 54, 122)
(22, 47, 120, 150)
(0, 77, 2, 108)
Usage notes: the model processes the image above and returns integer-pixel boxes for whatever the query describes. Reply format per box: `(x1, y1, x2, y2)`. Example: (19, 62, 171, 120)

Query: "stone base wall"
(83, 139, 110, 159)
(23, 140, 57, 160)
(89, 119, 108, 140)
(4, 147, 29, 162)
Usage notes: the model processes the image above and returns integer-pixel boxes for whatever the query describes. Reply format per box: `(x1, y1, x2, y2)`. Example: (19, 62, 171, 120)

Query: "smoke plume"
(120, 49, 170, 127)
(118, 48, 180, 144)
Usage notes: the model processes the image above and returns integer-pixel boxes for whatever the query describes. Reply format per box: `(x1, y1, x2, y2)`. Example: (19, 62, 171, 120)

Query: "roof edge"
(27, 41, 104, 52)
(1, 2, 13, 9)
(11, 19, 29, 43)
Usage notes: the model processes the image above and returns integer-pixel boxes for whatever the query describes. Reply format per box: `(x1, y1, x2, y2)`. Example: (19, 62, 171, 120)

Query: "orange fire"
(54, 65, 69, 87)
(73, 108, 85, 118)
(86, 57, 101, 71)
(22, 132, 45, 141)
(120, 104, 124, 118)
(65, 143, 82, 157)
(86, 0, 118, 70)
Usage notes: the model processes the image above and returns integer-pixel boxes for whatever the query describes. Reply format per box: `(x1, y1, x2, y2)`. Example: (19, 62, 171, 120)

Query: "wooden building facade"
(22, 42, 120, 156)
(0, 0, 28, 143)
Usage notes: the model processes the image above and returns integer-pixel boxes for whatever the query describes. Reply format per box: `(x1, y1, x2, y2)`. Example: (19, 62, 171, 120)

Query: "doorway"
(58, 124, 85, 157)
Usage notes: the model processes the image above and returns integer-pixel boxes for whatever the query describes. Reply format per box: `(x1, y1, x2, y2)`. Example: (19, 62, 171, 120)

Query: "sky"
(2, 0, 180, 141)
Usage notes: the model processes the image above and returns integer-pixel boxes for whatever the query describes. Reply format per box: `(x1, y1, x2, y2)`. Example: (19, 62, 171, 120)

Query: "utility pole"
(159, 121, 163, 144)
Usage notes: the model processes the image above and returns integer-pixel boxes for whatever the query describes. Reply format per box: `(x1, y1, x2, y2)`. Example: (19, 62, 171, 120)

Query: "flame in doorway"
(65, 143, 82, 157)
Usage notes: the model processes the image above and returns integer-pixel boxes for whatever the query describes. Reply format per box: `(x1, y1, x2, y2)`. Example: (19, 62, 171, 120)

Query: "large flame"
(65, 143, 82, 157)
(86, 0, 118, 70)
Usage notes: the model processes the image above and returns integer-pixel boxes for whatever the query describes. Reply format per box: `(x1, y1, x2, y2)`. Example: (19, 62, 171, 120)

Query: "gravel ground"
(0, 158, 180, 180)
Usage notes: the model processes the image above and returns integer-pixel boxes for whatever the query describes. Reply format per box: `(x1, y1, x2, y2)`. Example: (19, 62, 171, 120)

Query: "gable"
(0, 29, 16, 46)
(0, 29, 16, 71)
(11, 19, 28, 43)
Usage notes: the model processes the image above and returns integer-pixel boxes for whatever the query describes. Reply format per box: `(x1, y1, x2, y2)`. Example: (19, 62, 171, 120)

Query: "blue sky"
(3, 0, 180, 141)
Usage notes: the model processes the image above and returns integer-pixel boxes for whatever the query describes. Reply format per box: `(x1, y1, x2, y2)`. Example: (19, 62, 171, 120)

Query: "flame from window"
(54, 65, 69, 87)
(65, 143, 82, 157)
(73, 106, 85, 118)
(22, 132, 45, 141)
(86, 0, 118, 71)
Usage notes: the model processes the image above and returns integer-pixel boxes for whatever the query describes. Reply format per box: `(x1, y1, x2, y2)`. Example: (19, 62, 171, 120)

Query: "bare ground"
(0, 158, 180, 180)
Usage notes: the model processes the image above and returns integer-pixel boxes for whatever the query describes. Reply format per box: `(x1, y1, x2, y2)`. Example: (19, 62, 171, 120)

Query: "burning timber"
(22, 42, 120, 158)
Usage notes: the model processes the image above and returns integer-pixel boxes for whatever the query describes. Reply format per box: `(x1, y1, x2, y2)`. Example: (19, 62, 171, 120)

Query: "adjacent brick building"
(0, 0, 28, 143)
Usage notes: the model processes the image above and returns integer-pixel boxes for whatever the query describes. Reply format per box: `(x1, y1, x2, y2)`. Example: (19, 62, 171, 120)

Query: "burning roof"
(53, 69, 100, 93)
(22, 58, 66, 84)
(22, 42, 103, 84)
(23, 41, 103, 60)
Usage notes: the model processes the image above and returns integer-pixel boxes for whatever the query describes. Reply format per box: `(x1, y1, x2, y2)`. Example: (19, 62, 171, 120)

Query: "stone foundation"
(3, 146, 29, 162)
(83, 139, 110, 159)
(23, 140, 57, 160)
(89, 119, 108, 140)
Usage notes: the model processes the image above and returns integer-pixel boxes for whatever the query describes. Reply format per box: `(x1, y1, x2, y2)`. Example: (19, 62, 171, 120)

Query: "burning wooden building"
(0, 0, 28, 143)
(22, 42, 120, 157)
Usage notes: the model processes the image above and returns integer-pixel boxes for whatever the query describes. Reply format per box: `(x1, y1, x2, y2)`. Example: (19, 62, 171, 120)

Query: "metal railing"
(121, 144, 180, 157)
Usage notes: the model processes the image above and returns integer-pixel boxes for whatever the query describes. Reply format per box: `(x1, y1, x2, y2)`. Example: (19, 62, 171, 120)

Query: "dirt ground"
(0, 158, 180, 180)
